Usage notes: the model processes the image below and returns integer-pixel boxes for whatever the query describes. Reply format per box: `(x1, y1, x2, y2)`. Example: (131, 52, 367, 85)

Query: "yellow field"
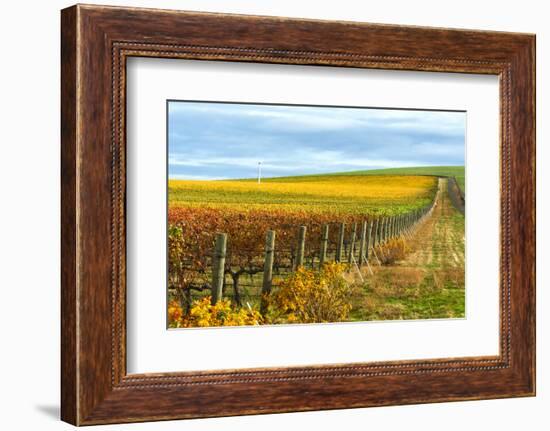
(168, 174, 437, 216)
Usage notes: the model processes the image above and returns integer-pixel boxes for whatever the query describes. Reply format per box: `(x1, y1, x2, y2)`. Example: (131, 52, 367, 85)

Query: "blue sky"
(168, 101, 465, 180)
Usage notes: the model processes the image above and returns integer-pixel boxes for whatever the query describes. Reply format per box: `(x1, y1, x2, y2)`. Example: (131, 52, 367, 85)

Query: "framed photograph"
(61, 4, 535, 425)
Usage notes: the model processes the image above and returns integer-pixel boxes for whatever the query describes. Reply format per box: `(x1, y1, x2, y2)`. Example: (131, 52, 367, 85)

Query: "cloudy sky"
(168, 101, 465, 180)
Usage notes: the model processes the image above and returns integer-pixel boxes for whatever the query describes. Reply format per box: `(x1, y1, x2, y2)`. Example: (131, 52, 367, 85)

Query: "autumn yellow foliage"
(169, 297, 262, 328)
(270, 262, 352, 324)
(168, 300, 184, 324)
(378, 238, 411, 265)
(170, 175, 433, 200)
(168, 175, 437, 216)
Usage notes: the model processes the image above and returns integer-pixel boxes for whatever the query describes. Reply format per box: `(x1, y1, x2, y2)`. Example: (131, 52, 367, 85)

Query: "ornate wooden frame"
(61, 4, 535, 425)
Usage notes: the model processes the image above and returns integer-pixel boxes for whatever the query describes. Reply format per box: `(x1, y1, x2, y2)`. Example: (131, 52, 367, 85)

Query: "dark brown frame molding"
(61, 4, 535, 425)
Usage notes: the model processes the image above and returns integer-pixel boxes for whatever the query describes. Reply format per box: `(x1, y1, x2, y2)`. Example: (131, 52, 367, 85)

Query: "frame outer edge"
(531, 34, 536, 396)
(527, 35, 536, 395)
(521, 34, 536, 395)
(61, 5, 79, 426)
(61, 4, 536, 425)
(504, 35, 536, 395)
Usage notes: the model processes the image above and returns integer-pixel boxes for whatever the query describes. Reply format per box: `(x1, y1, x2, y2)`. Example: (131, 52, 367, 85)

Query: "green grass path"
(351, 178, 465, 321)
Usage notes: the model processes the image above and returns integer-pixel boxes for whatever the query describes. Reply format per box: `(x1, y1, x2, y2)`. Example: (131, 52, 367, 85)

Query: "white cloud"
(169, 152, 433, 175)
(168, 101, 465, 179)
(169, 173, 229, 180)
(169, 101, 465, 134)
(412, 142, 464, 157)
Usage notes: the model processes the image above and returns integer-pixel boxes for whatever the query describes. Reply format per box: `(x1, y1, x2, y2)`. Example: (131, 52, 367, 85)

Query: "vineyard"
(167, 170, 465, 328)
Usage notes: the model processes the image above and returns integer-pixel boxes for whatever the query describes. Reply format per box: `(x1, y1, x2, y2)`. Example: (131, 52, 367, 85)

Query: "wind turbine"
(257, 161, 262, 184)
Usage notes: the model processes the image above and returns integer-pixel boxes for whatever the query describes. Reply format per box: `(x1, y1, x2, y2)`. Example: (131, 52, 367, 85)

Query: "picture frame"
(61, 4, 535, 425)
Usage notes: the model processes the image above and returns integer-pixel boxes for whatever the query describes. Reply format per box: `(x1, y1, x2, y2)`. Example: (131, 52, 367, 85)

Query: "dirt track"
(343, 177, 467, 320)
(351, 177, 465, 321)
(395, 178, 465, 270)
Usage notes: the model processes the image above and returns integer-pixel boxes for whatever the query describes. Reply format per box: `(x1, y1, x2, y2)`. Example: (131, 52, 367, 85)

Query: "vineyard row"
(205, 199, 438, 311)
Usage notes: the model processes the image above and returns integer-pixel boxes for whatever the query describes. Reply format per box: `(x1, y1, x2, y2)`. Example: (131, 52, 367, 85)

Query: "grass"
(349, 267, 465, 321)
(169, 174, 438, 217)
(347, 178, 465, 321)
(430, 205, 465, 269)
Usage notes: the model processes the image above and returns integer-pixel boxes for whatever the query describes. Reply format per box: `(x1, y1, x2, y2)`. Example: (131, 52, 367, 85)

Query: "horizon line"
(168, 164, 465, 181)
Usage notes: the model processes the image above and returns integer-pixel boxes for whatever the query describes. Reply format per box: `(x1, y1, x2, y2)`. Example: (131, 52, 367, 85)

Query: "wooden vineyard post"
(261, 230, 276, 315)
(358, 220, 367, 266)
(373, 218, 379, 248)
(398, 216, 401, 236)
(336, 222, 345, 262)
(319, 224, 329, 267)
(211, 233, 227, 305)
(366, 220, 373, 260)
(396, 216, 400, 237)
(348, 222, 357, 263)
(296, 225, 307, 268)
